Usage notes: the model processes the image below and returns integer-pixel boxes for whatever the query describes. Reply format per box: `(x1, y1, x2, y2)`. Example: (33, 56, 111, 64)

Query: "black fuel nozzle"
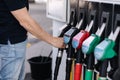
(53, 10, 76, 80)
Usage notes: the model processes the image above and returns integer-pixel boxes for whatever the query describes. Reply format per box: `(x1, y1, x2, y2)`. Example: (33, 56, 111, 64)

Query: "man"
(0, 0, 65, 80)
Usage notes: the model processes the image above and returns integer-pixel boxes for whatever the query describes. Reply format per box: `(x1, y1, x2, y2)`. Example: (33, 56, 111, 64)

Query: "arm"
(11, 7, 65, 48)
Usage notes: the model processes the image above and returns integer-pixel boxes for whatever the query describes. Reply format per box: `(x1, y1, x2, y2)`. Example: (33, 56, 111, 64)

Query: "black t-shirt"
(0, 0, 29, 44)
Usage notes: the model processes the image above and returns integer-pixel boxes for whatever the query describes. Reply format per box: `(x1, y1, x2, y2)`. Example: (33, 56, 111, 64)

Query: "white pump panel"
(46, 0, 67, 22)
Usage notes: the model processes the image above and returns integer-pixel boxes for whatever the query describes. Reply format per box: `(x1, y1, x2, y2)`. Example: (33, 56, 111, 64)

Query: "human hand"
(51, 37, 66, 48)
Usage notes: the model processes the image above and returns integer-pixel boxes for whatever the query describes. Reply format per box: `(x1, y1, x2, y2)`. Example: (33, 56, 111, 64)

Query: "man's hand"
(51, 37, 66, 48)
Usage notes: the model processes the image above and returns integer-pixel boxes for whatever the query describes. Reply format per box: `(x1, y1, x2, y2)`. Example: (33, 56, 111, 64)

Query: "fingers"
(60, 38, 66, 48)
(52, 37, 66, 48)
(55, 37, 66, 48)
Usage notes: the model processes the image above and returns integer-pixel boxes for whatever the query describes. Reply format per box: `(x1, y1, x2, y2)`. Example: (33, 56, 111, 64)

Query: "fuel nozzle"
(94, 38, 116, 60)
(94, 15, 120, 61)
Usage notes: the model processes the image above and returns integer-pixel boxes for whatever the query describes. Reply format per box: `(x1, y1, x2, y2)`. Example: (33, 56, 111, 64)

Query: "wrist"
(50, 37, 56, 47)
(46, 35, 55, 46)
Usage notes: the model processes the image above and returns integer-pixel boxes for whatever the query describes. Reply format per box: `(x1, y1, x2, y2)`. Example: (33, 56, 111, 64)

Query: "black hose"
(113, 32, 120, 80)
(99, 60, 108, 77)
(54, 57, 62, 80)
(65, 44, 74, 80)
(113, 68, 120, 80)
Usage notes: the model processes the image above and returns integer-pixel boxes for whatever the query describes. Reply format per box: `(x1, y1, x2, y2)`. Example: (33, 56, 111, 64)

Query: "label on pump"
(63, 27, 77, 44)
(72, 30, 90, 49)
(94, 38, 116, 60)
(82, 34, 100, 54)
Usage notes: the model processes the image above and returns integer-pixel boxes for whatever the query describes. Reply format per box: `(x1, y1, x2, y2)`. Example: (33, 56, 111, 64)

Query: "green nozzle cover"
(85, 69, 93, 80)
(82, 34, 100, 54)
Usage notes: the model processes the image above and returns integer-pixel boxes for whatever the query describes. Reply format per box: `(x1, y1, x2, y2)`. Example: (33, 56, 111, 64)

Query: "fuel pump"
(81, 12, 109, 80)
(94, 27, 120, 80)
(63, 10, 85, 80)
(72, 10, 96, 80)
(113, 35, 120, 80)
(108, 14, 120, 79)
(53, 10, 76, 80)
(94, 14, 120, 80)
(94, 28, 119, 60)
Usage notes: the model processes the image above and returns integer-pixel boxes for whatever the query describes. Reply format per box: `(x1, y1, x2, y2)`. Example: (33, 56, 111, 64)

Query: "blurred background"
(25, 1, 52, 80)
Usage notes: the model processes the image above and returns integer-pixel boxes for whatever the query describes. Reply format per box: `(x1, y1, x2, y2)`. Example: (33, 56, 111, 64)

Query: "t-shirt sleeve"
(3, 0, 26, 11)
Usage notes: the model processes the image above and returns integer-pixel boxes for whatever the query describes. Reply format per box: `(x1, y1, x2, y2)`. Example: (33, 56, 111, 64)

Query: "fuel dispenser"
(72, 10, 96, 80)
(94, 27, 119, 61)
(108, 5, 120, 79)
(81, 11, 109, 80)
(113, 26, 120, 80)
(112, 6, 120, 80)
(47, 0, 120, 80)
(63, 10, 85, 80)
(92, 3, 117, 80)
(94, 14, 120, 80)
(72, 10, 96, 49)
(53, 10, 76, 80)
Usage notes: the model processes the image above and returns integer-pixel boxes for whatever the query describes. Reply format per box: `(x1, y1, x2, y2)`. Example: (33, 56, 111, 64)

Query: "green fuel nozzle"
(94, 27, 120, 61)
(94, 38, 116, 60)
(82, 22, 107, 55)
(82, 34, 101, 54)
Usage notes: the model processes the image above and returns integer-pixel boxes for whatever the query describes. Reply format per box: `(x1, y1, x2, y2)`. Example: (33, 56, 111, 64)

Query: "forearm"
(11, 7, 65, 48)
(24, 19, 54, 45)
(11, 7, 54, 45)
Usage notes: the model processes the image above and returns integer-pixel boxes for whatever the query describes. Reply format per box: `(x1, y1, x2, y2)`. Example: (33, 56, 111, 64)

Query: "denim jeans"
(0, 40, 27, 80)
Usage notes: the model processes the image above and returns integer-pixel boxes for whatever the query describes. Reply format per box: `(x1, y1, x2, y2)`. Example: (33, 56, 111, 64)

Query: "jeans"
(0, 40, 27, 80)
